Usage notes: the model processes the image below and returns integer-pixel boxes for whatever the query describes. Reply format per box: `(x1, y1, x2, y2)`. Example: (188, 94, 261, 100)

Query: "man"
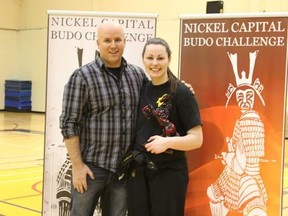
(59, 21, 147, 216)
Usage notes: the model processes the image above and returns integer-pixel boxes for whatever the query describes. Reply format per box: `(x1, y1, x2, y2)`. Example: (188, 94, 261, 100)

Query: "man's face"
(97, 23, 126, 68)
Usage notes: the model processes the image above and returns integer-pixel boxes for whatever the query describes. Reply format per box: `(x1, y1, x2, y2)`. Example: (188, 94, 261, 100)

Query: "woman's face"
(142, 44, 170, 85)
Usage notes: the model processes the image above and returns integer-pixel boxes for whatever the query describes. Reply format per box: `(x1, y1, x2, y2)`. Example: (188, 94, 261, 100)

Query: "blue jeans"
(70, 163, 128, 216)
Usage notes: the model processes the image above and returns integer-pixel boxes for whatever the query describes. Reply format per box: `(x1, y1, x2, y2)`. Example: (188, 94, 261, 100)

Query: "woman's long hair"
(142, 37, 180, 94)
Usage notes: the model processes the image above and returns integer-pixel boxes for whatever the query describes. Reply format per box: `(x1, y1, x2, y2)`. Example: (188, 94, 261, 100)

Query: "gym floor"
(0, 111, 287, 215)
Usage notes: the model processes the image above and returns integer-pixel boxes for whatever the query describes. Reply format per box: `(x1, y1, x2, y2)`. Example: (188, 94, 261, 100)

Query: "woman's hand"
(145, 135, 169, 154)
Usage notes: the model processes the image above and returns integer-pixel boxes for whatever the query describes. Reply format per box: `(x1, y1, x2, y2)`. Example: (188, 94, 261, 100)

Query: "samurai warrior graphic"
(207, 50, 268, 216)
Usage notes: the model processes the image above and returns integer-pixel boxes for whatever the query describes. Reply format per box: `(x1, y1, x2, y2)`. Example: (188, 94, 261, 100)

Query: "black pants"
(128, 164, 189, 216)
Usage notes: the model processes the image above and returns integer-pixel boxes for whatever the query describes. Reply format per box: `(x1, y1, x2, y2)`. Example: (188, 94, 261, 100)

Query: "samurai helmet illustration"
(225, 50, 265, 107)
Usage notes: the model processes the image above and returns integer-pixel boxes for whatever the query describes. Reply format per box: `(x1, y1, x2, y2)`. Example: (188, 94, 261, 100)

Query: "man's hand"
(64, 136, 94, 193)
(72, 163, 94, 193)
(181, 80, 195, 94)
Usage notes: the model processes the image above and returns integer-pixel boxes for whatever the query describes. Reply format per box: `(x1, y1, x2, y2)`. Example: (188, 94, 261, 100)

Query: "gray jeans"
(70, 163, 128, 216)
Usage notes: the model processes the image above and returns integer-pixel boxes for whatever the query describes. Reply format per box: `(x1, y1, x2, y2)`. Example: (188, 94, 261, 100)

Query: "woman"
(128, 38, 203, 216)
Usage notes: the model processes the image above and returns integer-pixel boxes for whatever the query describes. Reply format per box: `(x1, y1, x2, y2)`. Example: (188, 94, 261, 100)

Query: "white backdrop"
(43, 10, 157, 216)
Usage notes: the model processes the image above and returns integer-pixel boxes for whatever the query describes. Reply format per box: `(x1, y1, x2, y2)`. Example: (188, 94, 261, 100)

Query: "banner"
(43, 10, 157, 216)
(179, 13, 287, 216)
